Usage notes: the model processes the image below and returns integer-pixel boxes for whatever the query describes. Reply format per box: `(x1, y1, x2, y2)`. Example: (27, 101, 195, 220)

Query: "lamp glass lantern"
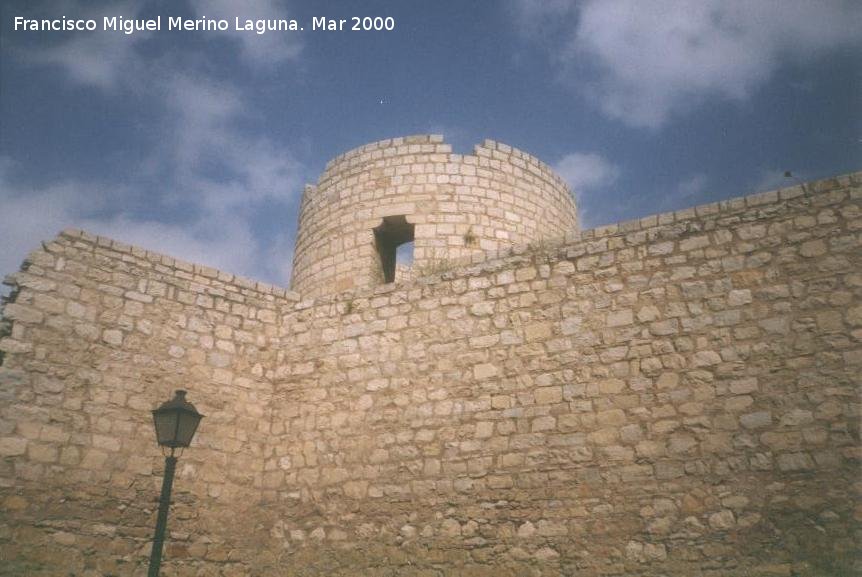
(152, 390, 203, 449)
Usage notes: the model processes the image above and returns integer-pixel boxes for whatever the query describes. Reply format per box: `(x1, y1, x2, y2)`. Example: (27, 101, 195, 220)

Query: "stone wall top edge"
(474, 139, 570, 192)
(16, 169, 854, 310)
(310, 135, 573, 198)
(605, 170, 860, 236)
(285, 169, 860, 309)
(321, 134, 445, 172)
(33, 228, 302, 302)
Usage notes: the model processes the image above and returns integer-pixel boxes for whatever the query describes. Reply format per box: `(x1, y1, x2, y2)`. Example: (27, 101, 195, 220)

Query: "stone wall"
(1, 171, 860, 576)
(0, 230, 297, 576)
(290, 135, 578, 298)
(266, 172, 862, 575)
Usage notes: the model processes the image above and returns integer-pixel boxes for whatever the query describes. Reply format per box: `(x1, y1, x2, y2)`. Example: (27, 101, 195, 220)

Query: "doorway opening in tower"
(373, 215, 414, 284)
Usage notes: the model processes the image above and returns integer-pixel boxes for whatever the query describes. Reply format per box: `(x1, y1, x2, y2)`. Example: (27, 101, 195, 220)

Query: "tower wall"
(290, 135, 578, 299)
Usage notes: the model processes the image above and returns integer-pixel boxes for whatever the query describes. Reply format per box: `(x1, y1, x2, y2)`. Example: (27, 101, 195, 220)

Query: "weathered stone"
(729, 378, 758, 394)
(533, 546, 560, 561)
(524, 322, 552, 341)
(740, 411, 772, 429)
(692, 351, 722, 366)
(531, 416, 556, 432)
(780, 409, 813, 427)
(607, 309, 634, 327)
(656, 373, 679, 389)
(799, 239, 827, 257)
(725, 395, 754, 412)
(101, 329, 123, 346)
(727, 289, 752, 306)
(441, 519, 461, 537)
(777, 452, 815, 471)
(536, 519, 567, 536)
(637, 306, 661, 322)
(708, 510, 736, 530)
(473, 363, 497, 380)
(0, 437, 28, 457)
(3, 304, 44, 324)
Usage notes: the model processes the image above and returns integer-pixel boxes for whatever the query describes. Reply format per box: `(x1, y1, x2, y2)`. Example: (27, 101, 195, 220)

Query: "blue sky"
(1, 0, 859, 289)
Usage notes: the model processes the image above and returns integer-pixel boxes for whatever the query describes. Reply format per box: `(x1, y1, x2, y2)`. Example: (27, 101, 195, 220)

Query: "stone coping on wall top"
(290, 169, 861, 308)
(13, 170, 857, 312)
(322, 134, 446, 171)
(477, 139, 565, 184)
(315, 135, 571, 192)
(14, 228, 302, 302)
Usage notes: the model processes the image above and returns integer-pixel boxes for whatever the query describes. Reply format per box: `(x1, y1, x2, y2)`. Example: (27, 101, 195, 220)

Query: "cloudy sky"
(1, 0, 859, 290)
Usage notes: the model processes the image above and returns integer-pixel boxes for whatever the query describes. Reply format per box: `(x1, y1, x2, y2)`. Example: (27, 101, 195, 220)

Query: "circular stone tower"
(290, 135, 579, 299)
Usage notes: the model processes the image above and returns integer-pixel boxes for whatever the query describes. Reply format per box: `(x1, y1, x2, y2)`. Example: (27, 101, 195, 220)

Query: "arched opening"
(373, 215, 415, 283)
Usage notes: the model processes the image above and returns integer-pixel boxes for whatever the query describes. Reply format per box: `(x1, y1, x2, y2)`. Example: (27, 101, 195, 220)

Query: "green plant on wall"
(414, 258, 455, 278)
(526, 238, 551, 258)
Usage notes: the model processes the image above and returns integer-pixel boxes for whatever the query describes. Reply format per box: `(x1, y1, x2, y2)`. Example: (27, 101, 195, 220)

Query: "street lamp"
(147, 390, 203, 577)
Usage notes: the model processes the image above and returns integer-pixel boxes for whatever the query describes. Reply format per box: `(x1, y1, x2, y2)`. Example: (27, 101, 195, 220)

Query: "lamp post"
(147, 390, 203, 577)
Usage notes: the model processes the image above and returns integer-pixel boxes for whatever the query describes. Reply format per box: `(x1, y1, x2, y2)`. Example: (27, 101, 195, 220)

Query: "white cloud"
(163, 74, 305, 215)
(79, 216, 261, 277)
(188, 0, 303, 66)
(0, 65, 304, 284)
(553, 152, 620, 227)
(0, 160, 286, 291)
(0, 173, 91, 280)
(3, 39, 306, 288)
(554, 152, 620, 194)
(752, 168, 804, 193)
(642, 173, 709, 213)
(5, 2, 308, 289)
(29, 32, 141, 90)
(20, 0, 303, 91)
(22, 1, 148, 90)
(262, 231, 297, 288)
(0, 75, 304, 286)
(515, 0, 862, 127)
(675, 173, 708, 199)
